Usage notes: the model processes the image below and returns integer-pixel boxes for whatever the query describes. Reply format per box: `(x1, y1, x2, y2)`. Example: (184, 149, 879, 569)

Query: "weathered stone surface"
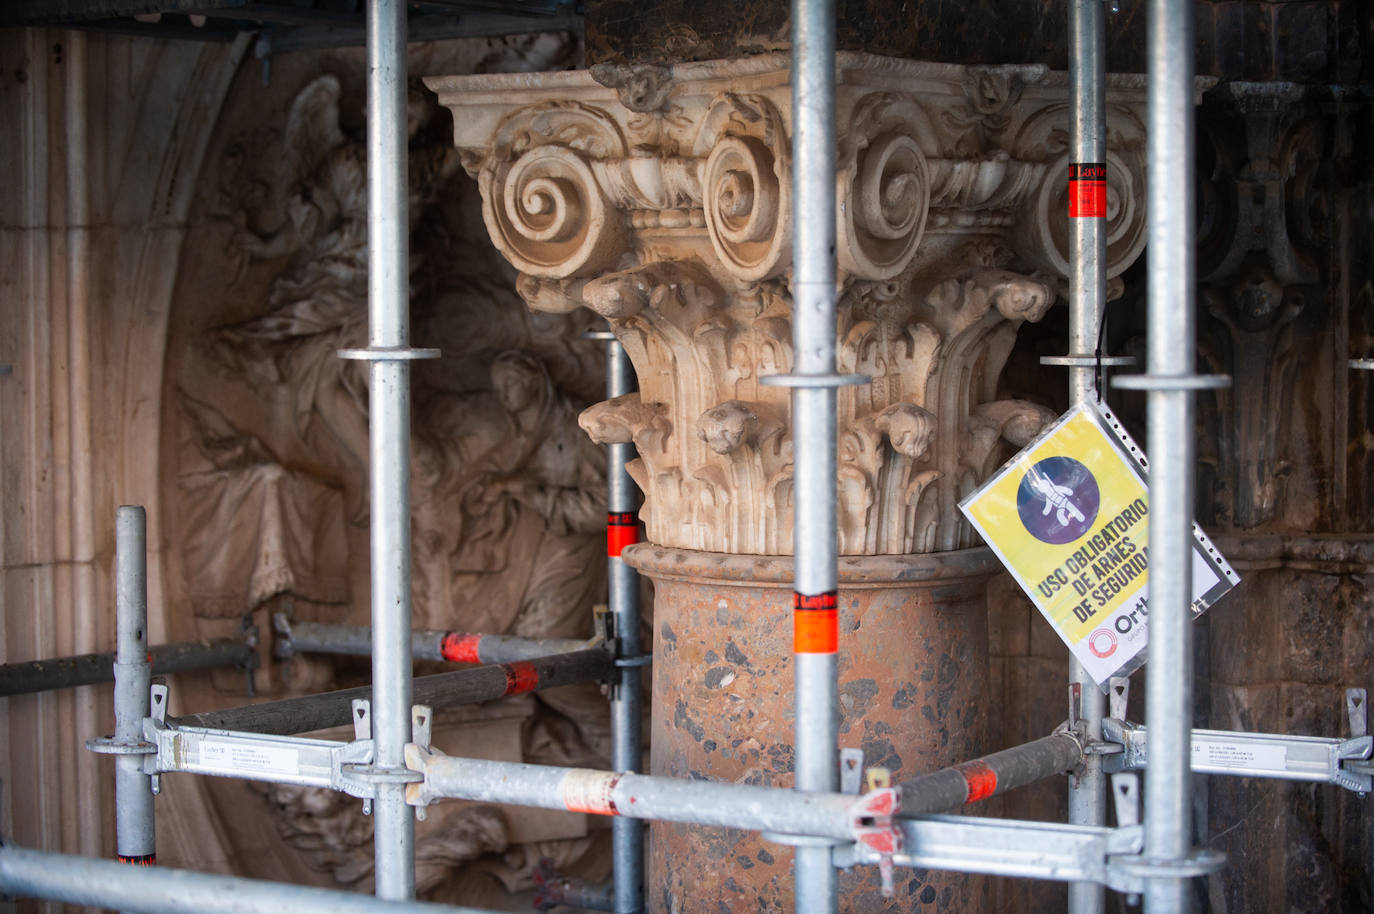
(585, 0, 1374, 83)
(628, 544, 996, 913)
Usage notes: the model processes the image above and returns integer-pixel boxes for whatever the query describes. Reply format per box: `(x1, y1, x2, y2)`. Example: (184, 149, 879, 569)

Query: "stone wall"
(586, 0, 1373, 84)
(989, 81, 1374, 913)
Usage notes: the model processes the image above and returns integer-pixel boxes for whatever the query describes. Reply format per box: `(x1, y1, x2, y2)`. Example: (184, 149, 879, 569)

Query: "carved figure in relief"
(177, 73, 611, 900)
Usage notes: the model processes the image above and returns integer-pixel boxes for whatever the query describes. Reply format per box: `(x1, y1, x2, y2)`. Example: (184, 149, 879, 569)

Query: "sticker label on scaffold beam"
(794, 591, 839, 654)
(959, 400, 1238, 686)
(561, 770, 620, 815)
(1069, 162, 1107, 218)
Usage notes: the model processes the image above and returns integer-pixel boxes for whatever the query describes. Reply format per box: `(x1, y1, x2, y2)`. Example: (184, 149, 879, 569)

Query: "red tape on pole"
(117, 854, 156, 866)
(607, 511, 638, 557)
(440, 632, 482, 664)
(793, 591, 838, 654)
(956, 758, 998, 803)
(1069, 162, 1107, 218)
(502, 660, 540, 696)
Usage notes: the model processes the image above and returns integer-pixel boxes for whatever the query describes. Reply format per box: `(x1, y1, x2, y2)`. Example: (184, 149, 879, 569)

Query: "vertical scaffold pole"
(607, 338, 645, 914)
(365, 0, 416, 899)
(113, 505, 155, 886)
(1066, 3, 1107, 913)
(790, 0, 840, 911)
(1144, 0, 1197, 910)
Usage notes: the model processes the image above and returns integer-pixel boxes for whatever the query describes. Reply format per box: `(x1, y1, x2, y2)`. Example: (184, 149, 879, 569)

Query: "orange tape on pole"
(793, 591, 838, 654)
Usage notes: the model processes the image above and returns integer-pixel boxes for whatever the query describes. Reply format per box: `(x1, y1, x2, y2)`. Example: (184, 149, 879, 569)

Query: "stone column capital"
(426, 53, 1149, 555)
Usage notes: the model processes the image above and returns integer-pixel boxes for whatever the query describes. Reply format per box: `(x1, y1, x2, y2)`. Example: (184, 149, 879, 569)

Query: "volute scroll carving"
(695, 93, 792, 282)
(837, 93, 932, 280)
(479, 102, 629, 278)
(427, 53, 1153, 556)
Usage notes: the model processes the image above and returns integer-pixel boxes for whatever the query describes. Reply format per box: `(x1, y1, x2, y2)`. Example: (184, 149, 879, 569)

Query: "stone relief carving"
(173, 67, 612, 897)
(1191, 84, 1328, 531)
(427, 53, 1149, 555)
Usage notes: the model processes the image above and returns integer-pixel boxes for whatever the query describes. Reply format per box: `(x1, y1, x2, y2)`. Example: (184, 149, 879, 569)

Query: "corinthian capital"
(426, 54, 1148, 556)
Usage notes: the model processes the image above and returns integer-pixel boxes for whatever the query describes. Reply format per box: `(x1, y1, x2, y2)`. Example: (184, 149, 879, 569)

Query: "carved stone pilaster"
(427, 54, 1149, 555)
(1193, 83, 1332, 531)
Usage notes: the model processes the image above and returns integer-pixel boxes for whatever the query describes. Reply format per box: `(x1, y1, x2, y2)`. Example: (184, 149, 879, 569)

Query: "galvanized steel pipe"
(114, 506, 155, 877)
(606, 336, 645, 913)
(0, 638, 254, 697)
(279, 619, 590, 665)
(1067, 3, 1109, 913)
(366, 0, 415, 899)
(173, 649, 612, 736)
(1144, 0, 1198, 910)
(895, 732, 1085, 818)
(406, 751, 860, 841)
(790, 0, 841, 909)
(0, 843, 503, 914)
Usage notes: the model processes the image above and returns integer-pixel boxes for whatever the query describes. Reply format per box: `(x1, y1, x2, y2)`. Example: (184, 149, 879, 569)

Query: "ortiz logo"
(1087, 627, 1118, 658)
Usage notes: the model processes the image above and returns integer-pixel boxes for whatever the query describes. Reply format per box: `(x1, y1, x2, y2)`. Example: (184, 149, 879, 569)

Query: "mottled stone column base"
(625, 543, 999, 913)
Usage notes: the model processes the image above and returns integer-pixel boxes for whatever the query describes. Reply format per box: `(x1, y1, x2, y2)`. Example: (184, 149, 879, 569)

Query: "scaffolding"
(0, 1, 1369, 913)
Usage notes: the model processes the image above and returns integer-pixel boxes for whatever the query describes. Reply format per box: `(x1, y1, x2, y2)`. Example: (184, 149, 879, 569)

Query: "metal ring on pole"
(1109, 848, 1226, 880)
(1111, 373, 1230, 391)
(760, 372, 869, 389)
(337, 347, 440, 361)
(340, 764, 425, 786)
(86, 737, 155, 756)
(1040, 354, 1136, 368)
(613, 654, 653, 668)
(1350, 359, 1374, 371)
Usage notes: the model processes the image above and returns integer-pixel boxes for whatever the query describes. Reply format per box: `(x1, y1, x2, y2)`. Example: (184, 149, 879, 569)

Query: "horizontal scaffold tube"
(407, 731, 1084, 840)
(0, 842, 502, 914)
(174, 648, 611, 736)
(0, 638, 254, 697)
(277, 618, 593, 665)
(894, 731, 1085, 817)
(406, 748, 861, 840)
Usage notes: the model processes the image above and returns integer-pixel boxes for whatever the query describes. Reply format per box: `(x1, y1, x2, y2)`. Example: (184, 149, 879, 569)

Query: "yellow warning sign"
(960, 401, 1237, 686)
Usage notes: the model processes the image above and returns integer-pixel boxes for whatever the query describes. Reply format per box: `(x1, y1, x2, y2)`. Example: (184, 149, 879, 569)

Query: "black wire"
(1094, 300, 1109, 403)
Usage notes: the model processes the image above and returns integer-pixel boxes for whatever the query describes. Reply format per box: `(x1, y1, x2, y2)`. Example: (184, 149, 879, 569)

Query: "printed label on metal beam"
(959, 400, 1238, 686)
(1191, 738, 1287, 773)
(1069, 162, 1107, 218)
(198, 739, 302, 778)
(794, 591, 839, 654)
(607, 511, 638, 557)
